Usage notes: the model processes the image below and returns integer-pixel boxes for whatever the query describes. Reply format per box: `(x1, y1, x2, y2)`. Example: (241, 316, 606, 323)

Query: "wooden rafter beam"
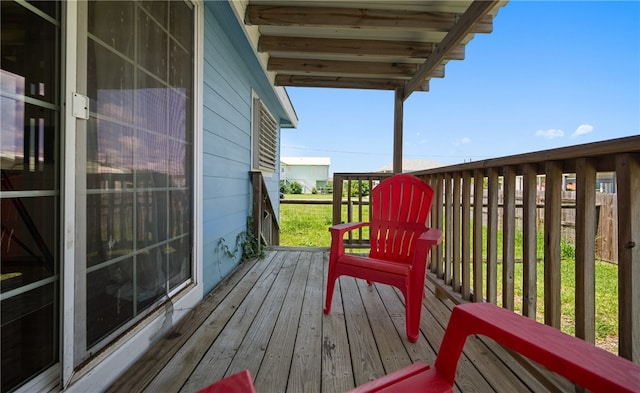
(268, 57, 445, 79)
(403, 0, 499, 100)
(259, 36, 466, 60)
(245, 5, 493, 33)
(274, 75, 429, 91)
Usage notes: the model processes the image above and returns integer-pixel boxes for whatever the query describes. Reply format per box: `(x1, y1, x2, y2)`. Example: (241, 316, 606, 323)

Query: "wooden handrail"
(250, 171, 279, 246)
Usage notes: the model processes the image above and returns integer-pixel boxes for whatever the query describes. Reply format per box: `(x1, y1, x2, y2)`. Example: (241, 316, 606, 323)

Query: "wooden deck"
(108, 248, 571, 393)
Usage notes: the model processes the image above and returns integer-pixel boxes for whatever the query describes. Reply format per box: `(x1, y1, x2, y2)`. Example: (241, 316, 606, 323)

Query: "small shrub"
(311, 187, 317, 194)
(347, 181, 370, 197)
(561, 240, 576, 259)
(290, 181, 302, 194)
(280, 180, 290, 194)
(326, 182, 333, 194)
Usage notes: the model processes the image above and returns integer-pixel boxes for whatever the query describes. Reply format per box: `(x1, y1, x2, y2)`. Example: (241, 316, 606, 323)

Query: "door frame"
(57, 0, 205, 389)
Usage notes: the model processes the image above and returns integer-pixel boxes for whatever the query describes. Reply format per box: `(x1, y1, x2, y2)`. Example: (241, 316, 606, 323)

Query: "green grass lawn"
(279, 202, 333, 247)
(279, 200, 619, 353)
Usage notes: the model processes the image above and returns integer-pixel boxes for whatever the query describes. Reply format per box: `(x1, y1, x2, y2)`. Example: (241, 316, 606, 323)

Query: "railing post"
(616, 153, 640, 363)
(332, 175, 344, 225)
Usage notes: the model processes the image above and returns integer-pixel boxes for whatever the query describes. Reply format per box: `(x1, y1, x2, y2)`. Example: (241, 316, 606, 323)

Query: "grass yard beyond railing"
(280, 194, 334, 247)
(279, 198, 619, 353)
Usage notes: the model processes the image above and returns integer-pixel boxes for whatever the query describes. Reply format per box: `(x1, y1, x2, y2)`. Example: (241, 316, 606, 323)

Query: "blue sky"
(280, 1, 640, 174)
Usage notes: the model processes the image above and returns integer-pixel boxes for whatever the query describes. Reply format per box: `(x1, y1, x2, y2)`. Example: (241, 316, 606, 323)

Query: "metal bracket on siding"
(72, 93, 90, 120)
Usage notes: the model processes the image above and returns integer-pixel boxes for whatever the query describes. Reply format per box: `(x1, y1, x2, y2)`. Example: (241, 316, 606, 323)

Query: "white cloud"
(418, 139, 428, 145)
(452, 137, 471, 147)
(535, 129, 564, 139)
(572, 124, 594, 137)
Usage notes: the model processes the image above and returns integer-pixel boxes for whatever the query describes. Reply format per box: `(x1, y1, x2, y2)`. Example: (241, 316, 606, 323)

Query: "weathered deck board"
(110, 248, 561, 393)
(355, 279, 412, 373)
(253, 251, 308, 392)
(341, 275, 387, 386)
(144, 251, 284, 393)
(285, 251, 323, 393)
(179, 251, 294, 392)
(106, 255, 263, 393)
(320, 258, 353, 393)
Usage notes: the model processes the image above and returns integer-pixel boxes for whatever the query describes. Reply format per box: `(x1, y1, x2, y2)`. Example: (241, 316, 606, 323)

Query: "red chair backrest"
(369, 174, 434, 263)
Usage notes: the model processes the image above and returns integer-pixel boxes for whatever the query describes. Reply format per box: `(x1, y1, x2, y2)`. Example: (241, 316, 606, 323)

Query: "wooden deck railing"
(331, 136, 640, 364)
(250, 171, 279, 246)
(331, 172, 393, 248)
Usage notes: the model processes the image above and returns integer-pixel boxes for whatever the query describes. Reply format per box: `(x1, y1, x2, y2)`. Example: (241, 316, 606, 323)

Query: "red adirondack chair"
(349, 302, 640, 393)
(324, 174, 443, 343)
(196, 370, 256, 393)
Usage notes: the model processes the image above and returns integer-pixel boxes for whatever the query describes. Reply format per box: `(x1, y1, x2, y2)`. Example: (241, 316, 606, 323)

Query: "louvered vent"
(253, 98, 278, 172)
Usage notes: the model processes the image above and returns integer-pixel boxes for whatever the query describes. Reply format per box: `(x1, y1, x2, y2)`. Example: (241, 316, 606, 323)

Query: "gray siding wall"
(202, 2, 283, 294)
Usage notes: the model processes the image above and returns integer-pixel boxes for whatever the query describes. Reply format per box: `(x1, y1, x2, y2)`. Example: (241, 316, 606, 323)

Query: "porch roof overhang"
(231, 0, 507, 100)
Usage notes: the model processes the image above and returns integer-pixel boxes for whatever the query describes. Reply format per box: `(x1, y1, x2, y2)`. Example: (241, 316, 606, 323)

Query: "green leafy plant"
(216, 216, 265, 261)
(242, 216, 265, 261)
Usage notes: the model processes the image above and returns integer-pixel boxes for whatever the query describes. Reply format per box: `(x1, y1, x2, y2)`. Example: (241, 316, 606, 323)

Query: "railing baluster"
(444, 173, 453, 286)
(452, 172, 461, 293)
(503, 165, 516, 310)
(544, 161, 562, 328)
(522, 164, 538, 319)
(486, 167, 499, 304)
(435, 174, 444, 278)
(462, 171, 472, 300)
(473, 169, 484, 302)
(575, 158, 596, 344)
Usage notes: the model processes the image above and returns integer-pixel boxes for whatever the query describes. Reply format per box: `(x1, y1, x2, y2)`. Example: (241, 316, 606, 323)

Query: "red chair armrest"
(435, 303, 640, 393)
(329, 221, 369, 236)
(329, 222, 369, 255)
(416, 228, 443, 247)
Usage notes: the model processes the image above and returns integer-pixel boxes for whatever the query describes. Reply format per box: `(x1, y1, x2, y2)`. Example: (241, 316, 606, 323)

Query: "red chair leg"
(406, 282, 424, 343)
(324, 274, 337, 314)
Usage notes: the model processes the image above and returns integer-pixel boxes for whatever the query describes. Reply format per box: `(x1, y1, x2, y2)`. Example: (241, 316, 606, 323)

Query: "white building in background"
(281, 157, 330, 193)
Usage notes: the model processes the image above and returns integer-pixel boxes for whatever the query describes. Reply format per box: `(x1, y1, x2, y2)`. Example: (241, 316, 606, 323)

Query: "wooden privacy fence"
(332, 135, 640, 364)
(480, 190, 618, 263)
